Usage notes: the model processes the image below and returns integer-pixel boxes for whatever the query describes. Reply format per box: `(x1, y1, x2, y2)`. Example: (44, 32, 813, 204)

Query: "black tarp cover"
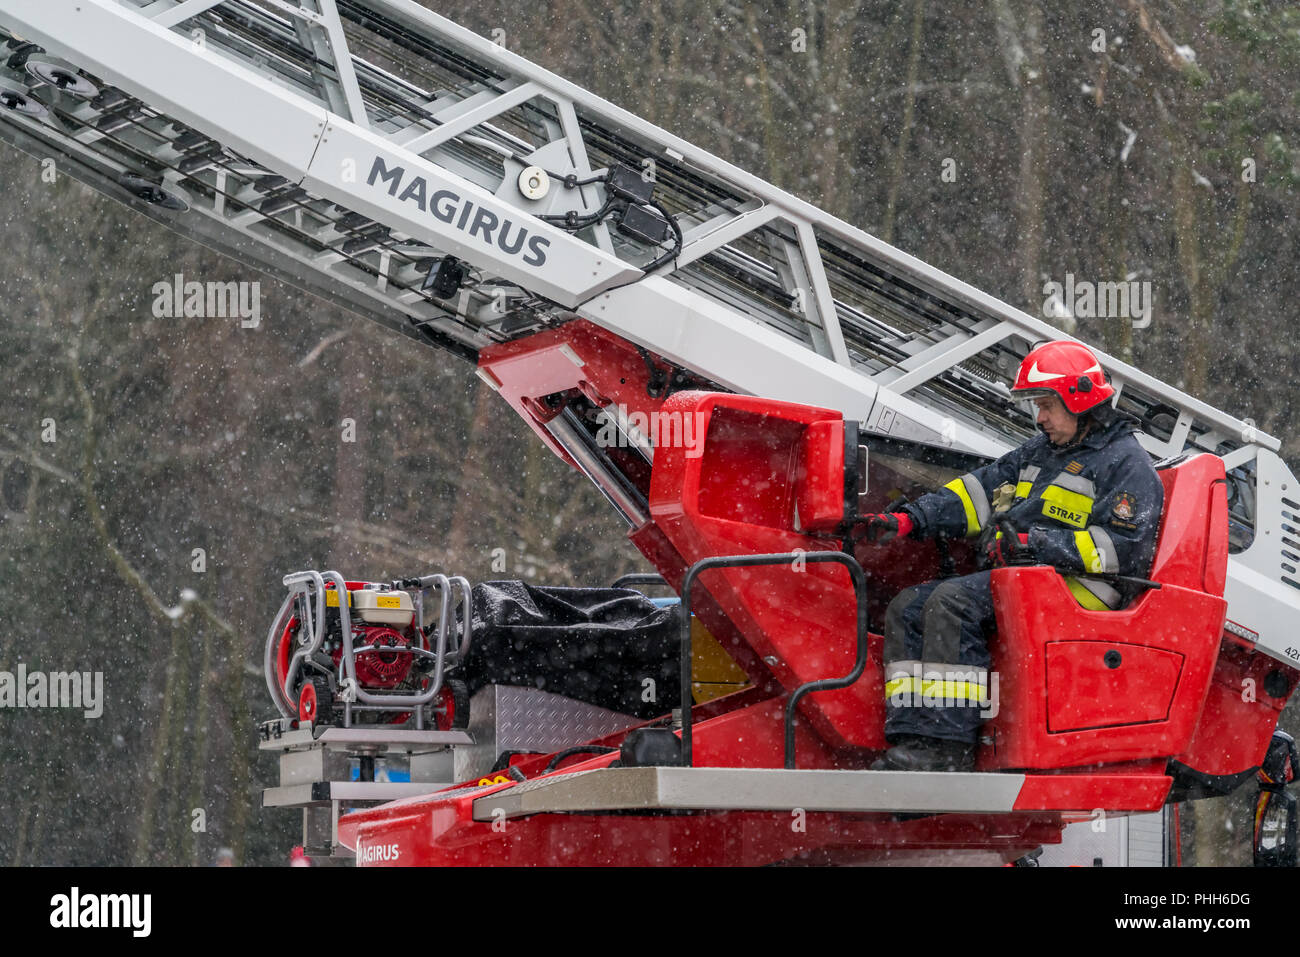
(458, 581, 682, 719)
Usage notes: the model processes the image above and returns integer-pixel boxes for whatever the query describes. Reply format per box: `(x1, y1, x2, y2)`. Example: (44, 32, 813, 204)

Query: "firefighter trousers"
(882, 570, 996, 745)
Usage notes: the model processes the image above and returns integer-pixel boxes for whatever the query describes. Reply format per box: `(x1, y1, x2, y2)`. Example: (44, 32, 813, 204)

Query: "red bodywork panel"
(1044, 641, 1183, 730)
(1176, 635, 1296, 777)
(648, 391, 885, 750)
(339, 696, 1066, 866)
(340, 324, 1296, 865)
(982, 568, 1223, 768)
(340, 793, 1064, 867)
(478, 320, 677, 469)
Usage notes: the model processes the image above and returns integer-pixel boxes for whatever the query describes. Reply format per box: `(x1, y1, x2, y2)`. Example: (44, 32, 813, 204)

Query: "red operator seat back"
(982, 453, 1229, 771)
(648, 390, 887, 752)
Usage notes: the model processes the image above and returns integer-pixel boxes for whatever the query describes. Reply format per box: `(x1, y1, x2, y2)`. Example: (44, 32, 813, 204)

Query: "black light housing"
(606, 163, 655, 205)
(423, 255, 467, 300)
(619, 727, 683, 767)
(618, 204, 672, 246)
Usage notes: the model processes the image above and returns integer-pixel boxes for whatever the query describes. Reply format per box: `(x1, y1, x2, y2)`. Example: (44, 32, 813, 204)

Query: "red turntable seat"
(982, 453, 1229, 770)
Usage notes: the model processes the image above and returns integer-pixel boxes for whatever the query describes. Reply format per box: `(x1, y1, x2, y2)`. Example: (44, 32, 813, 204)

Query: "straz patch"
(1064, 460, 1085, 474)
(1042, 500, 1088, 528)
(1112, 491, 1137, 522)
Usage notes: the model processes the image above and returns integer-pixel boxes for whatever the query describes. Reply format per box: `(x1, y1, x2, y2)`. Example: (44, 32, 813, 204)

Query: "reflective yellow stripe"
(1074, 530, 1105, 574)
(884, 677, 912, 697)
(1015, 481, 1033, 499)
(1040, 485, 1093, 529)
(944, 478, 980, 537)
(885, 677, 987, 701)
(1041, 485, 1093, 514)
(1065, 576, 1110, 610)
(926, 680, 986, 701)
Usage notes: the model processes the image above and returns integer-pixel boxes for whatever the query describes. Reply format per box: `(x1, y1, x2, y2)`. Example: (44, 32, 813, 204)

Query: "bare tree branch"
(990, 0, 1026, 88)
(1124, 0, 1195, 72)
(0, 431, 75, 482)
(298, 329, 350, 368)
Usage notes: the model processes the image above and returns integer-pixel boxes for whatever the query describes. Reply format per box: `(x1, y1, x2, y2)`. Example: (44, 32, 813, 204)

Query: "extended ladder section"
(0, 0, 1296, 665)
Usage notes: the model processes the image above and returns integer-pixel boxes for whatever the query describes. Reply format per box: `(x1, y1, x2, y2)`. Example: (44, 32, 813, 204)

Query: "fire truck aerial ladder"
(2, 0, 1298, 866)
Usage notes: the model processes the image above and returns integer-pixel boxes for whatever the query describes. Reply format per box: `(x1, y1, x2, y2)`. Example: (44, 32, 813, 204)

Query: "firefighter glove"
(986, 531, 1033, 567)
(860, 511, 913, 545)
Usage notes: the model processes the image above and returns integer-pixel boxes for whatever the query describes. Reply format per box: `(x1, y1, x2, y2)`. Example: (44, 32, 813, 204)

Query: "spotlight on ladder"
(118, 174, 191, 212)
(0, 75, 46, 118)
(24, 54, 99, 99)
(422, 256, 467, 300)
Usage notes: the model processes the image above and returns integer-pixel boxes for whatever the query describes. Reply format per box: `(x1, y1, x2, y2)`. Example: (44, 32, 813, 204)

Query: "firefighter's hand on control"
(859, 512, 913, 545)
(986, 532, 1032, 567)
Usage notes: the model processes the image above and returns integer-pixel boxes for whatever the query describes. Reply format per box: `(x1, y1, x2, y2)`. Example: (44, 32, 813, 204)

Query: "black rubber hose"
(543, 745, 618, 773)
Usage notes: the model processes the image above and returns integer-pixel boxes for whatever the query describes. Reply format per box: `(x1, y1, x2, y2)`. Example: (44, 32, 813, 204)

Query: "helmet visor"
(1011, 386, 1058, 400)
(1011, 387, 1061, 419)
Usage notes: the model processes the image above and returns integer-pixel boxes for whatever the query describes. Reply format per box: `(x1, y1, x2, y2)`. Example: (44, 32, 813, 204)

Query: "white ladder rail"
(0, 0, 1272, 458)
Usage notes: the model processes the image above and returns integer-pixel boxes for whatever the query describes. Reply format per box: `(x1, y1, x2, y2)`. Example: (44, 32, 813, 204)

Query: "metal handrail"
(270, 570, 473, 728)
(279, 570, 330, 708)
(612, 573, 668, 589)
(342, 574, 448, 712)
(678, 551, 869, 770)
(394, 574, 474, 665)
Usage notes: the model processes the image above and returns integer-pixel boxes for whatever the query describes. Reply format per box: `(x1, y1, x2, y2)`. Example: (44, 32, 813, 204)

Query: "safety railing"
(264, 569, 472, 729)
(678, 552, 869, 770)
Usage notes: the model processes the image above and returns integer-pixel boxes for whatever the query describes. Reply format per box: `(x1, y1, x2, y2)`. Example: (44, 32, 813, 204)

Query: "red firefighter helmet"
(1011, 341, 1114, 415)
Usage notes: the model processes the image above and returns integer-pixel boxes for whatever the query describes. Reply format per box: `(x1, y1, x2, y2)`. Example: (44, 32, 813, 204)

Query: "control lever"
(994, 517, 1036, 565)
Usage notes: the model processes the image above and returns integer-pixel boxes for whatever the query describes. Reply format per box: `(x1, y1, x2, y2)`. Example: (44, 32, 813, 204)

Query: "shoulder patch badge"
(1065, 460, 1085, 475)
(1112, 491, 1136, 521)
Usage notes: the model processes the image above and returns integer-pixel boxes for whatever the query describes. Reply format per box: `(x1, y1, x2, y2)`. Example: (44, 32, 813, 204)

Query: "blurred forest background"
(0, 0, 1297, 865)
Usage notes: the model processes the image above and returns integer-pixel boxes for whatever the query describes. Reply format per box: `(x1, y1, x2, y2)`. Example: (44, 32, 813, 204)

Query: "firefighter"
(859, 341, 1164, 772)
